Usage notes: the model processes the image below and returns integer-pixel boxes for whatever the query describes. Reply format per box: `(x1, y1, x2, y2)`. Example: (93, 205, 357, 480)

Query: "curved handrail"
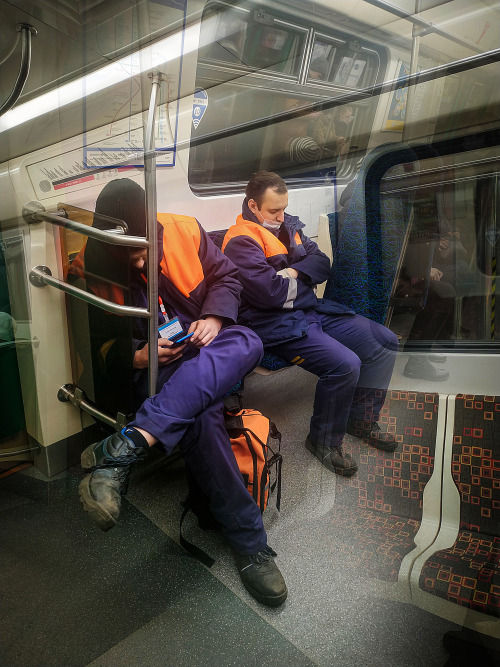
(0, 24, 37, 117)
(23, 201, 149, 247)
(29, 266, 151, 318)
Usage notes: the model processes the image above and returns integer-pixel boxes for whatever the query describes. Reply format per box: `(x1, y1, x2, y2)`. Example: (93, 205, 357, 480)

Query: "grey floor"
(1, 366, 468, 667)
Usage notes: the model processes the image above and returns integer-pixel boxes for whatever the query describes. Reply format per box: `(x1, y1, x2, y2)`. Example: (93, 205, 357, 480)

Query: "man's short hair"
(245, 171, 287, 207)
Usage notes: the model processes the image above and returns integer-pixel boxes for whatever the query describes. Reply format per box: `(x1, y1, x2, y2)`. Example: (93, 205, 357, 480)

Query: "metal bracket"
(23, 200, 46, 224)
(147, 70, 166, 83)
(16, 23, 38, 36)
(29, 265, 52, 287)
(58, 384, 129, 431)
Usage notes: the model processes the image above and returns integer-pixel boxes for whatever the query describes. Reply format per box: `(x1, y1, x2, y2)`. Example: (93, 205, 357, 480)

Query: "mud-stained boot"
(79, 431, 147, 531)
(79, 467, 130, 531)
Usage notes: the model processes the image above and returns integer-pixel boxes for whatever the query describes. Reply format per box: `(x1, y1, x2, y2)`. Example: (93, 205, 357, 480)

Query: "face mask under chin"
(262, 219, 282, 230)
(256, 210, 281, 230)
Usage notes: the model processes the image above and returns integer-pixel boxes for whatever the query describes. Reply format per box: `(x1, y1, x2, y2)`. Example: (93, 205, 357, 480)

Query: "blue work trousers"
(130, 326, 267, 555)
(270, 311, 399, 449)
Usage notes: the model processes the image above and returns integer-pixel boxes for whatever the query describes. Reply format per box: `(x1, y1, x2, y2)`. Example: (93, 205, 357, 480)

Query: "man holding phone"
(74, 178, 287, 607)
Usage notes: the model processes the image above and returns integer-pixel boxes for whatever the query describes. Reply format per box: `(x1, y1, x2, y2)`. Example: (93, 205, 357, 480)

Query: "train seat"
(59, 206, 135, 423)
(325, 391, 446, 582)
(414, 395, 500, 624)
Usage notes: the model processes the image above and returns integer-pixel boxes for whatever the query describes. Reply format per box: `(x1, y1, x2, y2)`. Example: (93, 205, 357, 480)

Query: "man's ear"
(248, 198, 258, 214)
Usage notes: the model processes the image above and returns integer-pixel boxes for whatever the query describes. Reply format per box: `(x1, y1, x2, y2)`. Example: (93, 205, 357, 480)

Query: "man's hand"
(133, 341, 186, 369)
(439, 238, 450, 253)
(277, 267, 299, 279)
(430, 267, 443, 281)
(188, 316, 223, 347)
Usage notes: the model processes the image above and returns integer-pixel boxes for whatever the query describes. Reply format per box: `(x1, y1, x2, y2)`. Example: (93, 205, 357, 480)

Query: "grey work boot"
(306, 435, 358, 477)
(346, 418, 398, 452)
(233, 545, 288, 607)
(403, 356, 449, 381)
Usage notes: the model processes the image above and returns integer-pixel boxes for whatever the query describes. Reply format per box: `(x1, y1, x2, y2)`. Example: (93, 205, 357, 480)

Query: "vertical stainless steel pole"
(144, 71, 163, 397)
(402, 0, 421, 143)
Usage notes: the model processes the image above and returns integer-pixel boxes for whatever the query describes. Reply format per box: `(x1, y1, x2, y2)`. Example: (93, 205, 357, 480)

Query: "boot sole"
(78, 475, 116, 532)
(241, 579, 288, 607)
(403, 370, 449, 381)
(305, 439, 358, 477)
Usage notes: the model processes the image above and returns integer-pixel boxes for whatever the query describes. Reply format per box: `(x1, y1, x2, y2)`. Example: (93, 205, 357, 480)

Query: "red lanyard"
(141, 273, 171, 322)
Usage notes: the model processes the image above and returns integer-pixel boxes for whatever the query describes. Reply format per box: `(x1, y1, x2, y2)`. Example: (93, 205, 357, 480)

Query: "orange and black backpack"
(223, 394, 282, 513)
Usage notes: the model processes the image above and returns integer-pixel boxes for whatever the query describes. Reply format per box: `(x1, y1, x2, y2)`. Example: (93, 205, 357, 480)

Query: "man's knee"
(370, 321, 400, 352)
(221, 325, 264, 365)
(322, 348, 361, 379)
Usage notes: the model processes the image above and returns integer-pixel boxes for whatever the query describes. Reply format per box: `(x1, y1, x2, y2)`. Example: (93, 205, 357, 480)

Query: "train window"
(199, 3, 306, 77)
(307, 35, 379, 89)
(199, 5, 249, 66)
(307, 39, 337, 82)
(191, 3, 385, 194)
(243, 11, 306, 76)
(384, 148, 500, 350)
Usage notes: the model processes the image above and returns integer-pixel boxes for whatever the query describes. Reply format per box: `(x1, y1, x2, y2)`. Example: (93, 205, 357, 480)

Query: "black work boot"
(79, 468, 130, 531)
(80, 431, 147, 470)
(233, 545, 287, 607)
(79, 431, 147, 531)
(346, 418, 398, 452)
(305, 435, 358, 476)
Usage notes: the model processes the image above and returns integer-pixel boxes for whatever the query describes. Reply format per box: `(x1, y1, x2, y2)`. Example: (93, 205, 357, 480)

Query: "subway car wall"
(0, 2, 499, 663)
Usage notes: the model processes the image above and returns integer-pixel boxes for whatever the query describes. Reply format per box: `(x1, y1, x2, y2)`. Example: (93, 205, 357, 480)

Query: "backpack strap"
(223, 392, 243, 415)
(179, 499, 215, 568)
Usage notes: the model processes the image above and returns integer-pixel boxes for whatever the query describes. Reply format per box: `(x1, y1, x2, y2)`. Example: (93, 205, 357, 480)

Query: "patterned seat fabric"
(419, 395, 500, 617)
(207, 229, 292, 372)
(331, 391, 439, 581)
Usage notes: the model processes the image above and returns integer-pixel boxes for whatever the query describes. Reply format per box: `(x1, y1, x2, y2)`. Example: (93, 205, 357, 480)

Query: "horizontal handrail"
(29, 266, 151, 318)
(57, 203, 129, 233)
(23, 201, 149, 248)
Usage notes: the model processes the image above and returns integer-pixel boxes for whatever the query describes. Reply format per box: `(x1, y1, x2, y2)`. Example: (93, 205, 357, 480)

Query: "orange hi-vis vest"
(222, 214, 303, 259)
(67, 213, 205, 304)
(156, 213, 204, 298)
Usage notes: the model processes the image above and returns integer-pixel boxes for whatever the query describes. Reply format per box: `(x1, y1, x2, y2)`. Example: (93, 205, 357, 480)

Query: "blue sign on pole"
(192, 88, 208, 129)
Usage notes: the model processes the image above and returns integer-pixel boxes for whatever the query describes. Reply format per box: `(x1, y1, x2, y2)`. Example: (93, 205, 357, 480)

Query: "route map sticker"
(192, 88, 208, 129)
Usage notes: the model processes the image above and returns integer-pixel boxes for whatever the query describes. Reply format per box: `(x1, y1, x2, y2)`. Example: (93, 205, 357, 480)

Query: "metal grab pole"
(402, 0, 421, 144)
(144, 71, 164, 397)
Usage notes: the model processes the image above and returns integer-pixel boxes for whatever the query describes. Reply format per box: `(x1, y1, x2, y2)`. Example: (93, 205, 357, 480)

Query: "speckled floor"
(1, 367, 485, 667)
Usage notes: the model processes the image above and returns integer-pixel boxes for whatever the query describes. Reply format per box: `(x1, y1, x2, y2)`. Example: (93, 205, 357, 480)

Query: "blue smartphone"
(170, 331, 194, 347)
